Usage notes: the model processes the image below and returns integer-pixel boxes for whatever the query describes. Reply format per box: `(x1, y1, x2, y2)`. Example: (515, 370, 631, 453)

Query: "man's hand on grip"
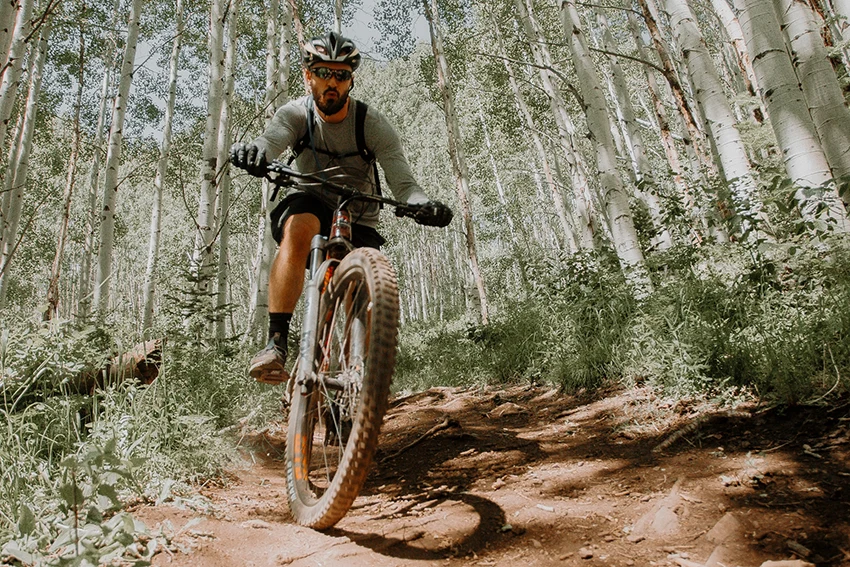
(413, 200, 453, 228)
(229, 142, 268, 177)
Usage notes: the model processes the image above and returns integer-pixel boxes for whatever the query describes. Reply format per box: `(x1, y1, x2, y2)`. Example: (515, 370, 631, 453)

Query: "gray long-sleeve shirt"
(253, 95, 429, 228)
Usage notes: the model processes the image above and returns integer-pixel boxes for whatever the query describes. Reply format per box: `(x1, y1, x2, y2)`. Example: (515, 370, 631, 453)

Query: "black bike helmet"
(301, 31, 361, 71)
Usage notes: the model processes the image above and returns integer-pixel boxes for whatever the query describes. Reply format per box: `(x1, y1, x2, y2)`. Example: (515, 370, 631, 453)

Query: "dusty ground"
(136, 385, 850, 567)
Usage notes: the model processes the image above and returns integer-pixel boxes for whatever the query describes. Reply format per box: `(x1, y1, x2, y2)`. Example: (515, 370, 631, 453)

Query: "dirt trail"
(136, 385, 850, 567)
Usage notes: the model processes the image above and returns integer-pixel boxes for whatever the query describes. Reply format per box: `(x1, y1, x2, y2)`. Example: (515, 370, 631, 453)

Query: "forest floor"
(135, 384, 850, 567)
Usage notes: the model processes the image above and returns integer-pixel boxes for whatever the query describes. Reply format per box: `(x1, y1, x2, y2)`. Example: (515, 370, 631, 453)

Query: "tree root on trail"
(381, 417, 461, 463)
(653, 410, 752, 453)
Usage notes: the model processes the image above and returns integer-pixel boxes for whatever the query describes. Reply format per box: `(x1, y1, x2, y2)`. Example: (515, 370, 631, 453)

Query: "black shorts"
(270, 192, 386, 249)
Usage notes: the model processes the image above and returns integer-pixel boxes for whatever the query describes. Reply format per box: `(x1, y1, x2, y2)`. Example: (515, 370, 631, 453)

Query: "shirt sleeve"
(366, 107, 430, 205)
(251, 100, 307, 159)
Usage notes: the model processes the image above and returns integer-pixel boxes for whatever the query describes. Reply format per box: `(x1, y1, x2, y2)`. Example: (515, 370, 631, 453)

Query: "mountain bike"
(260, 161, 447, 529)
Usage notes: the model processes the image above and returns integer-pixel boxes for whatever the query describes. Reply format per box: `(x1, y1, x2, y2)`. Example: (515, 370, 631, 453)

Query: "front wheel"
(285, 247, 399, 529)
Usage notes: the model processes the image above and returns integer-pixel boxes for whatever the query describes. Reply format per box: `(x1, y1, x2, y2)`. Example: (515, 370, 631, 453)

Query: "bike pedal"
(257, 370, 291, 386)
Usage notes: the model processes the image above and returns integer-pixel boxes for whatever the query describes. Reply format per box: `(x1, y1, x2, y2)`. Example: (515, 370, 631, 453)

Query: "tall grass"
(395, 238, 850, 404)
(0, 317, 281, 563)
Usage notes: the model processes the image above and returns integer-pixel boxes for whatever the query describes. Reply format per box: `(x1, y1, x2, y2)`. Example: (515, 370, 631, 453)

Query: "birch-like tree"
(77, 0, 121, 317)
(423, 0, 489, 324)
(776, 0, 850, 181)
(142, 0, 183, 332)
(190, 0, 226, 308)
(514, 0, 595, 250)
(663, 0, 767, 237)
(559, 0, 652, 293)
(214, 0, 241, 340)
(92, 0, 144, 316)
(734, 0, 849, 229)
(0, 0, 33, 151)
(594, 11, 672, 249)
(490, 12, 578, 253)
(0, 18, 44, 306)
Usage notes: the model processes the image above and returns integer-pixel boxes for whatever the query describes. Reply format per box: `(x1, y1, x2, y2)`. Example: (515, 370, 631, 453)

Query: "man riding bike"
(230, 31, 452, 383)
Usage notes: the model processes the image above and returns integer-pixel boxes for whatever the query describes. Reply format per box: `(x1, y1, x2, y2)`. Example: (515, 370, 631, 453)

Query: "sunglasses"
(311, 67, 353, 81)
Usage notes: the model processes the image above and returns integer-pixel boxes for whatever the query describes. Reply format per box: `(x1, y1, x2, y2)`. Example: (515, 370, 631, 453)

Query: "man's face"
(306, 62, 354, 116)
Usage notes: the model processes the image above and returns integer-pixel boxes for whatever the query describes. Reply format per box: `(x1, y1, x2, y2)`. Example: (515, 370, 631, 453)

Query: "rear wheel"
(285, 248, 399, 529)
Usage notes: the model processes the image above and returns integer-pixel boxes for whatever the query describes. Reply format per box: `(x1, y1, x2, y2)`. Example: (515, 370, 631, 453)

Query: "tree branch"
(588, 46, 667, 75)
(472, 51, 584, 107)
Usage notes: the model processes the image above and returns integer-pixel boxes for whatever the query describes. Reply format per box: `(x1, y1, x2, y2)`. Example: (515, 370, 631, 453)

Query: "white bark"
(0, 0, 32, 150)
(595, 11, 673, 249)
(0, 22, 46, 306)
(215, 0, 241, 340)
(514, 0, 595, 250)
(734, 0, 849, 229)
(93, 0, 143, 316)
(626, 11, 691, 210)
(334, 0, 343, 34)
(664, 0, 767, 237)
(776, 0, 850, 180)
(0, 0, 18, 73)
(559, 0, 652, 294)
(191, 0, 226, 303)
(489, 12, 577, 253)
(711, 0, 760, 99)
(245, 0, 290, 342)
(424, 0, 489, 324)
(143, 0, 183, 332)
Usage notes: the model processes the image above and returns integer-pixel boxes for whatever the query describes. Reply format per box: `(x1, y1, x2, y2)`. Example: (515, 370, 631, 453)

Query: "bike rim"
(291, 271, 372, 505)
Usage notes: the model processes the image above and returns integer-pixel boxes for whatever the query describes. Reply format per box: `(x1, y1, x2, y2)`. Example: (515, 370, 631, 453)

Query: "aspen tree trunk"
(0, 23, 46, 306)
(334, 0, 343, 33)
(475, 100, 530, 287)
(142, 0, 183, 332)
(423, 0, 489, 325)
(734, 0, 849, 228)
(78, 0, 121, 318)
(777, 0, 850, 180)
(626, 11, 690, 204)
(514, 0, 595, 250)
(286, 0, 309, 93)
(710, 0, 761, 105)
(595, 11, 673, 249)
(279, 0, 293, 94)
(0, 111, 19, 255)
(45, 19, 78, 322)
(92, 0, 143, 316)
(214, 0, 240, 340)
(559, 0, 652, 293)
(490, 12, 578, 253)
(245, 0, 290, 343)
(190, 0, 226, 310)
(636, 0, 715, 173)
(0, 0, 18, 73)
(0, 0, 32, 150)
(664, 0, 768, 237)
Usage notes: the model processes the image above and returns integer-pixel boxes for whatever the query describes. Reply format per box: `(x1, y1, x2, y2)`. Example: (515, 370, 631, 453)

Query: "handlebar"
(261, 160, 441, 225)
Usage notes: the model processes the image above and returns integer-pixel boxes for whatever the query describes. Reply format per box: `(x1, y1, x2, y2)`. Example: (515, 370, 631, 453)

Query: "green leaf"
(17, 503, 36, 535)
(97, 483, 121, 507)
(59, 482, 85, 509)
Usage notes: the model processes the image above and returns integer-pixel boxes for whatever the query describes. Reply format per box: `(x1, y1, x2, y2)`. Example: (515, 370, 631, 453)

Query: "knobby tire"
(285, 248, 399, 529)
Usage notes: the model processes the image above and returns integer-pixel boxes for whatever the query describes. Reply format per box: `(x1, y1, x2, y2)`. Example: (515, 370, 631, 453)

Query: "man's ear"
(303, 67, 311, 82)
(349, 75, 355, 92)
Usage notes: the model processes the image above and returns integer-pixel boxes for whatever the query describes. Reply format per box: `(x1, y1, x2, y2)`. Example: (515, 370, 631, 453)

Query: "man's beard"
(315, 87, 349, 115)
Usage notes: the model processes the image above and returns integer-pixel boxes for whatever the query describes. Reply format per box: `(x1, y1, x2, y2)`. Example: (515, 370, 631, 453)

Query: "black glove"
(413, 200, 453, 228)
(229, 142, 268, 177)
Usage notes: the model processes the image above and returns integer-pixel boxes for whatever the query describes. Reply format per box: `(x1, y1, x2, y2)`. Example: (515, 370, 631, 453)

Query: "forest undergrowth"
(1, 234, 849, 565)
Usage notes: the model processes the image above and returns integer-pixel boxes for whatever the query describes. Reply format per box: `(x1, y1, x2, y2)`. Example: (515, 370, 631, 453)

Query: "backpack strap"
(355, 101, 383, 205)
(288, 99, 382, 195)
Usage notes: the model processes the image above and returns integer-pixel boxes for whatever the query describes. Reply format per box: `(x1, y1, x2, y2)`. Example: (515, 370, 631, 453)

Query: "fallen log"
(1, 339, 163, 411)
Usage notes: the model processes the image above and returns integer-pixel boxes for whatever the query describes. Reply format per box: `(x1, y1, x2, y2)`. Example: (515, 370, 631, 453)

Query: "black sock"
(269, 313, 292, 348)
